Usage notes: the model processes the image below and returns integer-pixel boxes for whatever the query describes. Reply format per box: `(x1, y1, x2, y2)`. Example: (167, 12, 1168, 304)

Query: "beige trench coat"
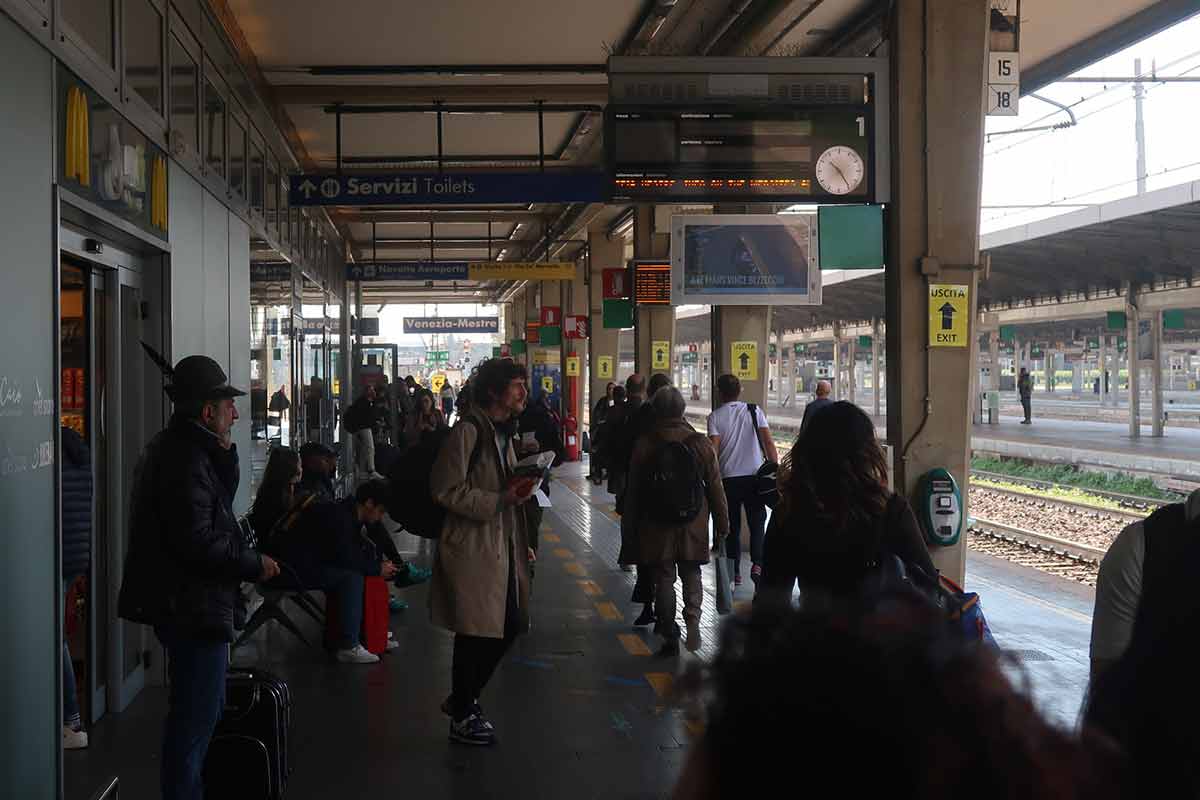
(429, 408, 530, 638)
(622, 418, 730, 565)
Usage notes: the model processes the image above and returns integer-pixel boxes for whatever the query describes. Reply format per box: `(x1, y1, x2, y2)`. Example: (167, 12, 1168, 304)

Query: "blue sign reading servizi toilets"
(290, 172, 608, 206)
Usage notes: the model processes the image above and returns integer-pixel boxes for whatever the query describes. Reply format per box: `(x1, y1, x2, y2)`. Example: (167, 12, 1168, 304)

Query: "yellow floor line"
(578, 579, 604, 597)
(645, 672, 674, 698)
(552, 547, 574, 559)
(617, 633, 652, 656)
(594, 600, 623, 621)
(564, 562, 586, 576)
(542, 532, 561, 543)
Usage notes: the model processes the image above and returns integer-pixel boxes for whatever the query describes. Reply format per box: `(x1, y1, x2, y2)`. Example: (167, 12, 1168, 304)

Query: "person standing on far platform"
(1019, 368, 1034, 424)
(800, 380, 834, 432)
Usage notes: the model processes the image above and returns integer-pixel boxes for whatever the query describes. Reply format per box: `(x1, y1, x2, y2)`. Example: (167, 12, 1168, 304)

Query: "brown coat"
(622, 418, 730, 565)
(429, 407, 530, 638)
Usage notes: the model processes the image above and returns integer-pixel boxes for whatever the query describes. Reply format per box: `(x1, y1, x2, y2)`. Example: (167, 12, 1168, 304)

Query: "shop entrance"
(58, 228, 162, 742)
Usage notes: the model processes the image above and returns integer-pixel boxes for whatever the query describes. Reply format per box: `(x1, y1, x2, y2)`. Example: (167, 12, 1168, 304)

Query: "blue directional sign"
(346, 262, 469, 281)
(291, 171, 608, 206)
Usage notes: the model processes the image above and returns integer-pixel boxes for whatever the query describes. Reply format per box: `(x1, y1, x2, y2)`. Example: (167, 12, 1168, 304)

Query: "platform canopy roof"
(222, 0, 1197, 304)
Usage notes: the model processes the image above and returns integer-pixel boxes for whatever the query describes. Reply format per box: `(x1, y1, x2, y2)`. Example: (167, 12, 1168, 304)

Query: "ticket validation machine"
(920, 468, 963, 546)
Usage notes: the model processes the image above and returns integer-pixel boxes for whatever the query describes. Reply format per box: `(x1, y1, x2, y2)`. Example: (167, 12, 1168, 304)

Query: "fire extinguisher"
(563, 414, 579, 462)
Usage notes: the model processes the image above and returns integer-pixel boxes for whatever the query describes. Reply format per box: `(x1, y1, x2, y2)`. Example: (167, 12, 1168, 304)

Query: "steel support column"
(1152, 308, 1164, 437)
(1128, 301, 1140, 439)
(872, 319, 882, 419)
(886, 0, 989, 584)
(632, 205, 674, 379)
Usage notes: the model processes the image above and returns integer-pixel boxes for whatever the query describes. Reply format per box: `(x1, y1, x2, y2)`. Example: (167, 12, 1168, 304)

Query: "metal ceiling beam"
(274, 84, 608, 106)
(321, 103, 603, 115)
(297, 64, 607, 76)
(337, 211, 538, 223)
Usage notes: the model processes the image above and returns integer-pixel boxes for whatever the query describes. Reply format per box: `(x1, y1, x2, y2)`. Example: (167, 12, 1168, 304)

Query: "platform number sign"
(929, 285, 969, 347)
(987, 53, 1020, 117)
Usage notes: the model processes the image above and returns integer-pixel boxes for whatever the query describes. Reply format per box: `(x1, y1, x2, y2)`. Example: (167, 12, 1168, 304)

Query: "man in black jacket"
(118, 355, 279, 800)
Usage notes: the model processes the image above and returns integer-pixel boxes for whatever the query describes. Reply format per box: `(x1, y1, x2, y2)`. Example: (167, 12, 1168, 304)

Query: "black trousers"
(450, 545, 519, 720)
(1020, 396, 1032, 421)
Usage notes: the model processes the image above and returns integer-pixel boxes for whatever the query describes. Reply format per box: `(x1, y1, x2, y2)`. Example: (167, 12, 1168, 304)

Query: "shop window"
(229, 116, 246, 198)
(124, 0, 163, 113)
(168, 34, 198, 162)
(203, 63, 226, 179)
(249, 138, 264, 214)
(266, 156, 279, 234)
(62, 0, 115, 69)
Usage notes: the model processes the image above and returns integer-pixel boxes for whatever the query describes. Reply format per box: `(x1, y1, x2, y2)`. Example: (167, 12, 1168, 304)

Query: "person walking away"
(118, 355, 280, 800)
(799, 379, 834, 432)
(344, 383, 384, 483)
(623, 387, 729, 654)
(440, 381, 457, 421)
(60, 425, 92, 749)
(588, 382, 616, 483)
(267, 385, 290, 439)
(590, 385, 623, 485)
(707, 374, 779, 587)
(430, 358, 536, 746)
(760, 401, 934, 603)
(1018, 368, 1034, 424)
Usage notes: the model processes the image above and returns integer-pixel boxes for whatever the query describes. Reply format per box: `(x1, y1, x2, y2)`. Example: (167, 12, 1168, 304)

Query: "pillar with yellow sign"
(588, 225, 623, 414)
(632, 205, 675, 378)
(886, 0, 988, 584)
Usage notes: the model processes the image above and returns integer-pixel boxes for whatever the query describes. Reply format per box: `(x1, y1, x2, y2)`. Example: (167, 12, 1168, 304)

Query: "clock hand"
(832, 163, 850, 191)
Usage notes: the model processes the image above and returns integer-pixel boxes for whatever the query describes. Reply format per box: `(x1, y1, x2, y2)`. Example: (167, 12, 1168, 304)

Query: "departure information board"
(607, 107, 872, 203)
(633, 260, 671, 305)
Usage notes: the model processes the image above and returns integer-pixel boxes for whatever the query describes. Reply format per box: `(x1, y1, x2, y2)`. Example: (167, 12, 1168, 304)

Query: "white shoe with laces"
(336, 644, 380, 664)
(63, 726, 88, 749)
(386, 638, 399, 651)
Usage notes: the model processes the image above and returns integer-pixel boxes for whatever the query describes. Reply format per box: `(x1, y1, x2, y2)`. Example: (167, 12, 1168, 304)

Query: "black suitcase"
(203, 667, 291, 799)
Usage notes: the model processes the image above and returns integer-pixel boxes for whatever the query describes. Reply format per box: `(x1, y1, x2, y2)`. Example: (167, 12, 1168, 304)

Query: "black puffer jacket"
(60, 426, 92, 582)
(118, 415, 263, 641)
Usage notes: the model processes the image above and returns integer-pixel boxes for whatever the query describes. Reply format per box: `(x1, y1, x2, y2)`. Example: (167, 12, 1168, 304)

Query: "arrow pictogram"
(939, 302, 956, 331)
(656, 348, 665, 363)
(299, 179, 318, 199)
(738, 352, 751, 370)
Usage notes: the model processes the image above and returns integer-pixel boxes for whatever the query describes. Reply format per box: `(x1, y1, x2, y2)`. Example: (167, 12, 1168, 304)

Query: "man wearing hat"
(119, 354, 279, 800)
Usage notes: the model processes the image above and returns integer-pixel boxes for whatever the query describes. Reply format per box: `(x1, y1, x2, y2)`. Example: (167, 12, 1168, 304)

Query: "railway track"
(969, 482, 1147, 525)
(969, 470, 1167, 512)
(968, 517, 1103, 586)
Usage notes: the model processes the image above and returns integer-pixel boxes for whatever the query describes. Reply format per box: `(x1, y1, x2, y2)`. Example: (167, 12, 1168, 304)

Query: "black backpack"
(645, 439, 706, 525)
(385, 417, 483, 539)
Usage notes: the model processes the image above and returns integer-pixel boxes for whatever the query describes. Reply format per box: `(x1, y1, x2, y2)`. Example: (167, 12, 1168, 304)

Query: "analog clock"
(814, 146, 865, 195)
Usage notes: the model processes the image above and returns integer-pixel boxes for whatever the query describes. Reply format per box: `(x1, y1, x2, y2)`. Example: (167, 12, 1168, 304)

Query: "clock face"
(814, 146, 865, 195)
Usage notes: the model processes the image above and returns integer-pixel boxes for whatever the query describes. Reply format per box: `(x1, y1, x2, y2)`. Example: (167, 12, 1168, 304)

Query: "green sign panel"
(768, 343, 777, 357)
(794, 343, 808, 354)
(1164, 309, 1187, 330)
(681, 352, 698, 364)
(602, 298, 633, 329)
(538, 325, 562, 346)
(818, 205, 884, 270)
(998, 325, 1015, 342)
(1117, 336, 1127, 352)
(1107, 311, 1127, 331)
(857, 335, 873, 348)
(492, 346, 502, 358)
(429, 350, 449, 363)
(1086, 337, 1100, 350)
(510, 339, 527, 355)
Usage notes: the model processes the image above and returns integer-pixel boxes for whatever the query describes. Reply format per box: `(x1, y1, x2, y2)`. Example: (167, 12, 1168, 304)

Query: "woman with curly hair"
(759, 400, 934, 600)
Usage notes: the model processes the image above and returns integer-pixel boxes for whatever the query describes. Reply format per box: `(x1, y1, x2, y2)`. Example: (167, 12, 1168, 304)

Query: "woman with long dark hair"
(247, 446, 306, 554)
(760, 401, 934, 599)
(406, 387, 447, 443)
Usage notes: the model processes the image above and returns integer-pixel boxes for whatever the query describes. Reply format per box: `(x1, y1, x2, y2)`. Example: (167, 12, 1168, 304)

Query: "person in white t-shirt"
(707, 374, 780, 586)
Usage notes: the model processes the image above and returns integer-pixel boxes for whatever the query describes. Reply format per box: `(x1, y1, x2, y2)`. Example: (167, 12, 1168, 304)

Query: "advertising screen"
(670, 215, 821, 306)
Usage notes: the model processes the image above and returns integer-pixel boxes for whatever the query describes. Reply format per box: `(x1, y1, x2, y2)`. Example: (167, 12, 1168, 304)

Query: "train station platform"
(63, 462, 1093, 799)
(689, 404, 1200, 482)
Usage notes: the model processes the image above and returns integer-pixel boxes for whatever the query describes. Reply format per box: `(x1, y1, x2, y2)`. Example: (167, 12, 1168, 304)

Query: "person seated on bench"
(248, 447, 382, 664)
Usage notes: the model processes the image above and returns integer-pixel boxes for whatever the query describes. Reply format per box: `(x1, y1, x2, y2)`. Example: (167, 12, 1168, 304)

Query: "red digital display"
(634, 261, 672, 305)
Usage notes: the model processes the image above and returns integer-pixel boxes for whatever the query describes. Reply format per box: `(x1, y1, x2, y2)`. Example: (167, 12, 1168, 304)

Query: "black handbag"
(746, 404, 779, 508)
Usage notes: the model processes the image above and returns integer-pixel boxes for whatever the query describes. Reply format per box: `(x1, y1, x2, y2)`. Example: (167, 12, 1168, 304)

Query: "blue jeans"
(271, 561, 364, 650)
(63, 580, 81, 729)
(723, 476, 768, 575)
(154, 626, 229, 800)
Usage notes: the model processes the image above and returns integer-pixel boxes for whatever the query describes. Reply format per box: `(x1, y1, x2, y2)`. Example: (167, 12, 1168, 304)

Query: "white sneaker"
(336, 644, 380, 664)
(386, 639, 399, 651)
(63, 726, 88, 749)
(387, 631, 395, 639)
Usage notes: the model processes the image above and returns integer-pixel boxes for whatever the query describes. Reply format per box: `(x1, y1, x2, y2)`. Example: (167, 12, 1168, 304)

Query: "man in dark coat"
(118, 355, 279, 800)
(800, 380, 834, 432)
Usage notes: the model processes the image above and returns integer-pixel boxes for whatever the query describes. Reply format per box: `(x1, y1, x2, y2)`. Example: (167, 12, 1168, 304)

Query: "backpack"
(385, 416, 484, 539)
(645, 439, 706, 525)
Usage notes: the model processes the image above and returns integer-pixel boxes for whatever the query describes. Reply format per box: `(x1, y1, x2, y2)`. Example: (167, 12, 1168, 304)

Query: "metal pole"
(1152, 308, 1164, 437)
(1128, 301, 1140, 439)
(436, 104, 444, 174)
(537, 101, 545, 173)
(872, 320, 882, 420)
(1099, 333, 1108, 406)
(1134, 58, 1147, 195)
(335, 106, 343, 175)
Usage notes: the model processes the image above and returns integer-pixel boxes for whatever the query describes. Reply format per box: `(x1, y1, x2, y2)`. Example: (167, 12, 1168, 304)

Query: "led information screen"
(633, 260, 671, 305)
(608, 108, 871, 203)
(671, 215, 821, 306)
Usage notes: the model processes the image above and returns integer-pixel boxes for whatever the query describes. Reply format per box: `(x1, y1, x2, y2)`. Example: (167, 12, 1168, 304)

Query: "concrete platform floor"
(64, 462, 1094, 800)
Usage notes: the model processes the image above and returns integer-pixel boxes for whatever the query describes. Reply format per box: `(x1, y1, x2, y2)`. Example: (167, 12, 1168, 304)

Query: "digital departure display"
(607, 108, 871, 202)
(633, 260, 671, 305)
